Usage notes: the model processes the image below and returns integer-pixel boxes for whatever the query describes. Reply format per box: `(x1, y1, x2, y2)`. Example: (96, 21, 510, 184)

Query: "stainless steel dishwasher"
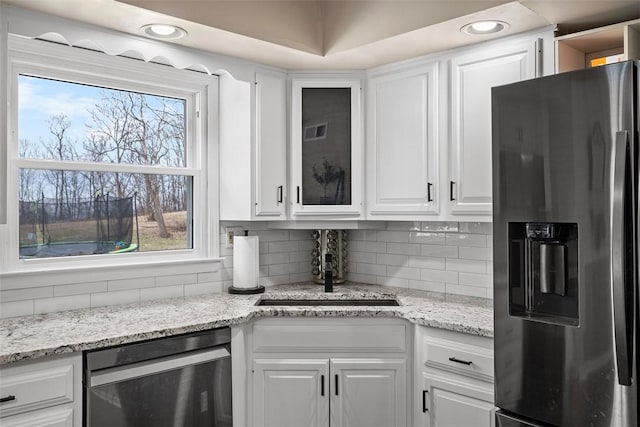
(84, 328, 232, 427)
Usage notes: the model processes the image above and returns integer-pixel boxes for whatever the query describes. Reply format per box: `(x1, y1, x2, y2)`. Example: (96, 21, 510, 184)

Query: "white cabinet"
(421, 372, 494, 427)
(220, 71, 287, 220)
(252, 357, 406, 427)
(416, 326, 495, 427)
(447, 39, 538, 217)
(252, 359, 329, 427)
(255, 71, 287, 218)
(331, 358, 406, 427)
(367, 62, 439, 218)
(236, 318, 411, 426)
(0, 353, 82, 426)
(290, 79, 364, 218)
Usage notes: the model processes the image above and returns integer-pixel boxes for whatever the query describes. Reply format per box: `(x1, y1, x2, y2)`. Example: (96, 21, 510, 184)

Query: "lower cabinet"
(416, 326, 495, 427)
(421, 372, 494, 427)
(239, 318, 412, 427)
(0, 353, 82, 426)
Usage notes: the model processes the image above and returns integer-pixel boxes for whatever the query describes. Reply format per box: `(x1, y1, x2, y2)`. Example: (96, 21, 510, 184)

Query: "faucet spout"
(324, 253, 333, 292)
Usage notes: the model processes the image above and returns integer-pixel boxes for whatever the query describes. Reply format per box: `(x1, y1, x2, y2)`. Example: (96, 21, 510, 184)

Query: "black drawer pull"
(422, 390, 429, 412)
(449, 181, 456, 201)
(321, 375, 325, 396)
(427, 182, 433, 202)
(449, 356, 473, 365)
(0, 395, 16, 403)
(277, 185, 283, 204)
(296, 186, 300, 204)
(335, 374, 339, 396)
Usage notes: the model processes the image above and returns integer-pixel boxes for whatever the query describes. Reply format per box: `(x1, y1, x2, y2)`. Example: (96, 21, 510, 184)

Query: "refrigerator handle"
(610, 130, 633, 386)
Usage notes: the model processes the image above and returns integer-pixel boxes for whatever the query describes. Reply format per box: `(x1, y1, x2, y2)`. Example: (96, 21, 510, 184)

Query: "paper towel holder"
(228, 284, 265, 294)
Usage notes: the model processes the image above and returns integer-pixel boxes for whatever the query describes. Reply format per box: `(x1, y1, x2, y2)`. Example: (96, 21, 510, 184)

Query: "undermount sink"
(255, 298, 399, 307)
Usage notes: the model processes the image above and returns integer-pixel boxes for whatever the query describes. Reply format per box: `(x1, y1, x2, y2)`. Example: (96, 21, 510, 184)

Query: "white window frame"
(3, 36, 220, 273)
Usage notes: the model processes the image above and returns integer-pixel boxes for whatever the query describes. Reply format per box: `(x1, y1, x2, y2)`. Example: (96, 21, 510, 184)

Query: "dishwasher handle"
(90, 346, 230, 387)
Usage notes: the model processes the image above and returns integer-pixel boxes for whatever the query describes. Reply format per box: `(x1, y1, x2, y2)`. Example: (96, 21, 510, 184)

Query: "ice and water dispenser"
(508, 222, 579, 326)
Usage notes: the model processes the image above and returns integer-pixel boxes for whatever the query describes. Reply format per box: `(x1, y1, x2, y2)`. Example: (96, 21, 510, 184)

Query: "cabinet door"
(330, 358, 407, 427)
(449, 40, 535, 215)
(367, 63, 439, 217)
(255, 71, 287, 218)
(420, 372, 494, 427)
(290, 79, 363, 217)
(252, 359, 329, 427)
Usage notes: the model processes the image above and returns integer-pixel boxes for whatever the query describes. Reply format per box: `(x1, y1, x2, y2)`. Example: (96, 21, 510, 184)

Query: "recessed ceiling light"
(461, 20, 509, 36)
(140, 24, 187, 40)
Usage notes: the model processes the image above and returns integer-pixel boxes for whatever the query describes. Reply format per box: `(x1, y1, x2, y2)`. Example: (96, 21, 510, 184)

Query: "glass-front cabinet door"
(291, 79, 363, 217)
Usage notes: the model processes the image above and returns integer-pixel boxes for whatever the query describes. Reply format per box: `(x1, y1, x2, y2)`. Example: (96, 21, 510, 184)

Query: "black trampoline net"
(19, 196, 136, 258)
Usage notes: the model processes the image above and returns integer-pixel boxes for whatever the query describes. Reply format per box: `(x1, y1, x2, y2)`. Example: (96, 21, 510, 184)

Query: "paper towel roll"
(233, 236, 259, 289)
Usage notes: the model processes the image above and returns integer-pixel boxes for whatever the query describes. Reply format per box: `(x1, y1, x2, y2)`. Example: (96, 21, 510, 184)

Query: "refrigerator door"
(492, 61, 637, 426)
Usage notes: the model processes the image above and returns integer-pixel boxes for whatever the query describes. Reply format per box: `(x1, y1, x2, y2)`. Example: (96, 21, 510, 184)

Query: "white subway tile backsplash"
(377, 231, 410, 243)
(420, 244, 458, 258)
(260, 252, 290, 265)
(197, 271, 222, 283)
(0, 222, 494, 318)
(409, 280, 446, 293)
(91, 290, 140, 308)
(459, 272, 493, 287)
(445, 233, 487, 247)
(184, 281, 223, 296)
(54, 281, 107, 297)
(446, 258, 486, 273)
(376, 276, 409, 288)
(408, 256, 446, 270)
(458, 246, 492, 261)
(409, 232, 446, 245)
(350, 241, 387, 253)
(386, 266, 421, 280)
(140, 285, 184, 301)
(156, 273, 197, 287)
(421, 221, 458, 232)
(445, 283, 487, 298)
(376, 253, 409, 266)
(269, 263, 291, 276)
(386, 242, 421, 255)
(34, 295, 90, 315)
(0, 300, 34, 319)
(356, 263, 387, 276)
(109, 277, 155, 291)
(268, 241, 299, 253)
(350, 251, 377, 264)
(0, 286, 53, 303)
(420, 268, 458, 284)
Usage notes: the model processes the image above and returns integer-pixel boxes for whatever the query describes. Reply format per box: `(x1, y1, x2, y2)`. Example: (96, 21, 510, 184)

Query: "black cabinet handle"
(449, 356, 473, 365)
(321, 375, 325, 396)
(335, 374, 339, 396)
(0, 395, 16, 403)
(277, 185, 283, 204)
(449, 181, 456, 201)
(422, 390, 429, 412)
(427, 182, 433, 202)
(296, 186, 300, 204)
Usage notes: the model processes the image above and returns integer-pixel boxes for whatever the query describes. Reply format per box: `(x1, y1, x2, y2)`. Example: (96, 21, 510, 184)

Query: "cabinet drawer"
(0, 364, 74, 418)
(253, 319, 407, 353)
(424, 338, 494, 382)
(0, 406, 73, 427)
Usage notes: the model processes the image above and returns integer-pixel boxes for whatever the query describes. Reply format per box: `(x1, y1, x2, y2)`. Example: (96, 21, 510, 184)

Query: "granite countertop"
(0, 282, 493, 364)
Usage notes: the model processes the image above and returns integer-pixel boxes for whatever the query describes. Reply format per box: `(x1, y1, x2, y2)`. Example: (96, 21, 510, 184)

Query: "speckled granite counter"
(0, 282, 493, 364)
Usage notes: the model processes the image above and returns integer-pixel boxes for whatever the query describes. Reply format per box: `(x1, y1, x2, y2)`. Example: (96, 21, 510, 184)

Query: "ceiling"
(3, 0, 639, 70)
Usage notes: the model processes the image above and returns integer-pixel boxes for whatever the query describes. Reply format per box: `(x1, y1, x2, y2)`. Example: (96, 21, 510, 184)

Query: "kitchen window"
(4, 37, 219, 272)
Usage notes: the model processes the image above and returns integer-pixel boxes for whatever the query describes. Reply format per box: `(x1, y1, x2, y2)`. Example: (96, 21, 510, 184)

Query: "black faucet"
(324, 253, 333, 293)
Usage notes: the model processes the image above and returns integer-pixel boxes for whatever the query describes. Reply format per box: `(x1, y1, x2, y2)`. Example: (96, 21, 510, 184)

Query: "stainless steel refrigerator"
(492, 61, 638, 426)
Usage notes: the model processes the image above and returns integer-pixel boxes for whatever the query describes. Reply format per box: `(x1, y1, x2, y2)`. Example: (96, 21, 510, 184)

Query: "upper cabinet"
(255, 71, 287, 218)
(220, 71, 287, 221)
(447, 38, 539, 217)
(290, 79, 364, 218)
(367, 62, 440, 219)
(555, 19, 640, 73)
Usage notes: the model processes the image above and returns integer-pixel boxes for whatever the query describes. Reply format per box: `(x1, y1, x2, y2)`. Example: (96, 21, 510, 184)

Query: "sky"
(18, 75, 101, 145)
